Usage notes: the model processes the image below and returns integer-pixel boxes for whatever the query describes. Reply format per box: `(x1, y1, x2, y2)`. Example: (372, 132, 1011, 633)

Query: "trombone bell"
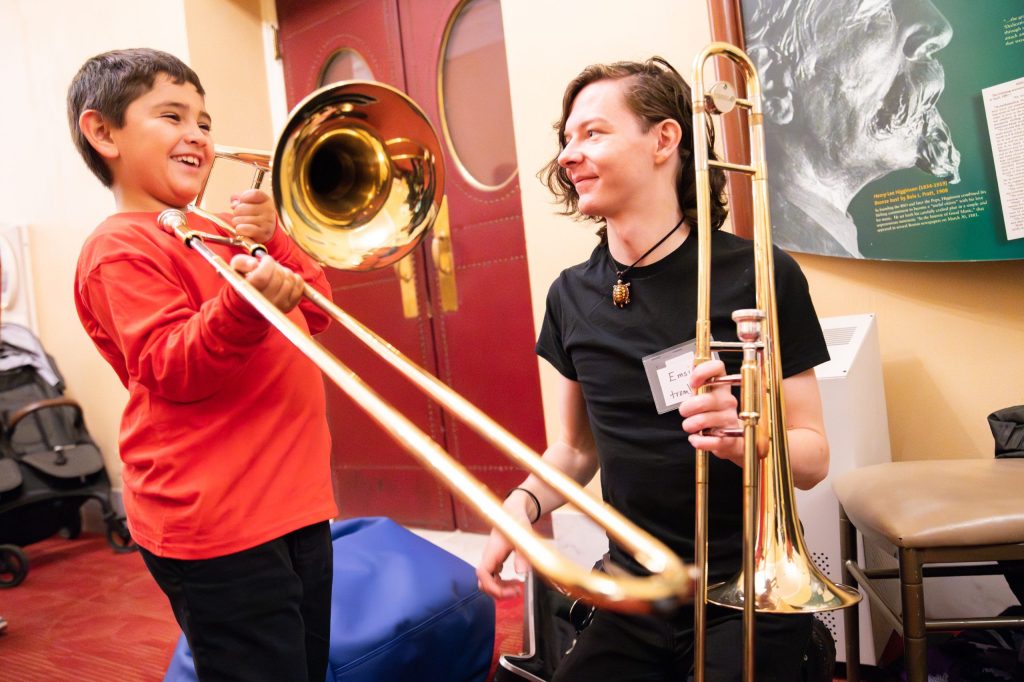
(706, 463, 862, 612)
(301, 125, 392, 228)
(273, 81, 444, 271)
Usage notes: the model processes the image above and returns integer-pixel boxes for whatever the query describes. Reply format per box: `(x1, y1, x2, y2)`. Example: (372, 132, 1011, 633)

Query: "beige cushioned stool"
(833, 459, 1024, 682)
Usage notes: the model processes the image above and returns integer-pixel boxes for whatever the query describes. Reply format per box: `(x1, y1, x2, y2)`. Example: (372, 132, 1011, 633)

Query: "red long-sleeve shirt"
(75, 211, 338, 559)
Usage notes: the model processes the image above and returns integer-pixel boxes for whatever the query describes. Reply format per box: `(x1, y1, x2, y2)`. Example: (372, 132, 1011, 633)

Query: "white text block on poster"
(983, 76, 1024, 241)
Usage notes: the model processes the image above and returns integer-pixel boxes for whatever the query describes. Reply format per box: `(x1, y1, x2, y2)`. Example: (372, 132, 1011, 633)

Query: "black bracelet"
(507, 487, 541, 524)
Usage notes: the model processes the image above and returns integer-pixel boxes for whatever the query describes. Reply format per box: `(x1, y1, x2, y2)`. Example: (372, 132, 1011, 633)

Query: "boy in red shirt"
(68, 48, 338, 681)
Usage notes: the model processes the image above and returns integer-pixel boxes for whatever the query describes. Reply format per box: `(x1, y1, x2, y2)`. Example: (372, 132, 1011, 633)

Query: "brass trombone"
(158, 80, 694, 614)
(689, 43, 861, 681)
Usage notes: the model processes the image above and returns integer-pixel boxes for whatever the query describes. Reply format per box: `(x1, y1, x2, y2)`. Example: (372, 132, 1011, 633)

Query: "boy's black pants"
(140, 521, 333, 682)
(551, 602, 813, 682)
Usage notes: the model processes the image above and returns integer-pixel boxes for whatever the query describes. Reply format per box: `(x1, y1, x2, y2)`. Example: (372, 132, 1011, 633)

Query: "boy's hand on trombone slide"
(231, 189, 277, 244)
(230, 254, 304, 313)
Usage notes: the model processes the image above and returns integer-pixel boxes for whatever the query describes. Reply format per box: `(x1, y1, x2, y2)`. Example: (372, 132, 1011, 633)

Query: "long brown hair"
(540, 57, 728, 241)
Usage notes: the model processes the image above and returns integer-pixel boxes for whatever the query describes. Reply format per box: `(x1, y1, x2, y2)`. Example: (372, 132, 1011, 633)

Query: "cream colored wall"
(1, 0, 272, 488)
(795, 255, 1024, 461)
(501, 1, 1023, 463)
(184, 0, 276, 207)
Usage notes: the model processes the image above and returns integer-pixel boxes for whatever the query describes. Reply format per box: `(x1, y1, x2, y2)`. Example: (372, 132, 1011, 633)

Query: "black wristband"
(507, 487, 541, 524)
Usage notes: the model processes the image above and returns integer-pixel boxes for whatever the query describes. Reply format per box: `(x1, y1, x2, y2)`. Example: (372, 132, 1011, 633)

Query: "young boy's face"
(107, 74, 213, 211)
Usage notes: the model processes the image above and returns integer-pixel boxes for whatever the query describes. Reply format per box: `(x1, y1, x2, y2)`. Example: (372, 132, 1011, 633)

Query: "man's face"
(557, 79, 663, 222)
(790, 0, 959, 185)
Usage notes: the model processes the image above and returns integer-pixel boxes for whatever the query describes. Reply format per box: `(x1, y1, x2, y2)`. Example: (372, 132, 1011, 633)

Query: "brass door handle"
(430, 196, 458, 313)
(394, 256, 418, 319)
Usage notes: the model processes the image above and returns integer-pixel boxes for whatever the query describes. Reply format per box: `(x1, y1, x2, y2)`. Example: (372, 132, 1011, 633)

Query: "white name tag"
(642, 338, 718, 414)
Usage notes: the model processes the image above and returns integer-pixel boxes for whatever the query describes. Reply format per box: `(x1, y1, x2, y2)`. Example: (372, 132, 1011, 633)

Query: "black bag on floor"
(989, 406, 1024, 459)
(493, 570, 581, 682)
(493, 565, 836, 682)
(989, 406, 1024, 605)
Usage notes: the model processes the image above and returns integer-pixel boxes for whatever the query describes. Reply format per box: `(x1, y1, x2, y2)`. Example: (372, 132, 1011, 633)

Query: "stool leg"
(899, 547, 927, 682)
(839, 506, 860, 682)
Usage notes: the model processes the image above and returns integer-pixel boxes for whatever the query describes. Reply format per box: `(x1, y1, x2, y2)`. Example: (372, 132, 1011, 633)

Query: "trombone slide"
(158, 207, 694, 614)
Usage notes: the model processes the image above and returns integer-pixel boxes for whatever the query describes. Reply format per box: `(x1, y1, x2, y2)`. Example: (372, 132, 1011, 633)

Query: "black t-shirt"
(536, 229, 829, 582)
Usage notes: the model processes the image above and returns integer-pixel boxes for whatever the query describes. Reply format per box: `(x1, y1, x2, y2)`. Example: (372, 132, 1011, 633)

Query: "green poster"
(740, 0, 1024, 261)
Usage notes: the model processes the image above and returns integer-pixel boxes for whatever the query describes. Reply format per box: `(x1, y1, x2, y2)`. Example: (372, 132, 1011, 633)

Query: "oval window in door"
(439, 0, 517, 190)
(319, 48, 375, 86)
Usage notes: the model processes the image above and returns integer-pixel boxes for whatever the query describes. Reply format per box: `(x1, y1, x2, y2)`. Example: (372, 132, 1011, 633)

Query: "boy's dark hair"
(541, 57, 729, 239)
(67, 48, 205, 188)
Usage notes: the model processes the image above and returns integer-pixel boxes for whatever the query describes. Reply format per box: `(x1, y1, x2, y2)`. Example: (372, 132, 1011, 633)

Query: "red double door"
(276, 0, 545, 532)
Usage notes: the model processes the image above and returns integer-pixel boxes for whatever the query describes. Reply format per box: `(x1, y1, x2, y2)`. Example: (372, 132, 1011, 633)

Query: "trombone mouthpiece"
(157, 208, 188, 233)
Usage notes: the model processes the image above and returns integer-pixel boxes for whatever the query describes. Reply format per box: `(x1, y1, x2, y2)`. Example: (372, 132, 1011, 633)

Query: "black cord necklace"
(610, 216, 686, 308)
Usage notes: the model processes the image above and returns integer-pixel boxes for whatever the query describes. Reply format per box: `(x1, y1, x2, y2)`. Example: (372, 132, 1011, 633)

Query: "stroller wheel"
(106, 517, 137, 554)
(59, 510, 83, 540)
(0, 544, 29, 588)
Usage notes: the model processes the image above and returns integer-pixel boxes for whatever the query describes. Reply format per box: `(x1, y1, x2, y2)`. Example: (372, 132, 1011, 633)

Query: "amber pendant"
(611, 278, 631, 308)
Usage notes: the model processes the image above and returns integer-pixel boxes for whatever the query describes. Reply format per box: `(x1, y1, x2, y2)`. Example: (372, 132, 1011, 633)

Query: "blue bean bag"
(164, 517, 495, 681)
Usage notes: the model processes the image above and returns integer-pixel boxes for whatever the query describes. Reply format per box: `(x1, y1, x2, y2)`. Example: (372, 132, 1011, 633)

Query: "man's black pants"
(552, 603, 813, 682)
(140, 521, 333, 682)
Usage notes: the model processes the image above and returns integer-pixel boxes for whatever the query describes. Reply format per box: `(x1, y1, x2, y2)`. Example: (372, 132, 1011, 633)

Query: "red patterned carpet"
(0, 534, 178, 680)
(0, 533, 525, 681)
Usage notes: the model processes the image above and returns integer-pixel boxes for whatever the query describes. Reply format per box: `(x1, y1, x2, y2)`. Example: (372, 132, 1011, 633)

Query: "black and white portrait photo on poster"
(742, 0, 960, 258)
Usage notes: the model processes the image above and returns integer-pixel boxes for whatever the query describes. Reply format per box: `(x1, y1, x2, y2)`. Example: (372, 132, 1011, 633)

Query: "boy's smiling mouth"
(172, 154, 202, 168)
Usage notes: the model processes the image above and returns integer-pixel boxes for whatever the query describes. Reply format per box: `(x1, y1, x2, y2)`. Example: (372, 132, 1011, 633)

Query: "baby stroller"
(0, 322, 133, 588)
